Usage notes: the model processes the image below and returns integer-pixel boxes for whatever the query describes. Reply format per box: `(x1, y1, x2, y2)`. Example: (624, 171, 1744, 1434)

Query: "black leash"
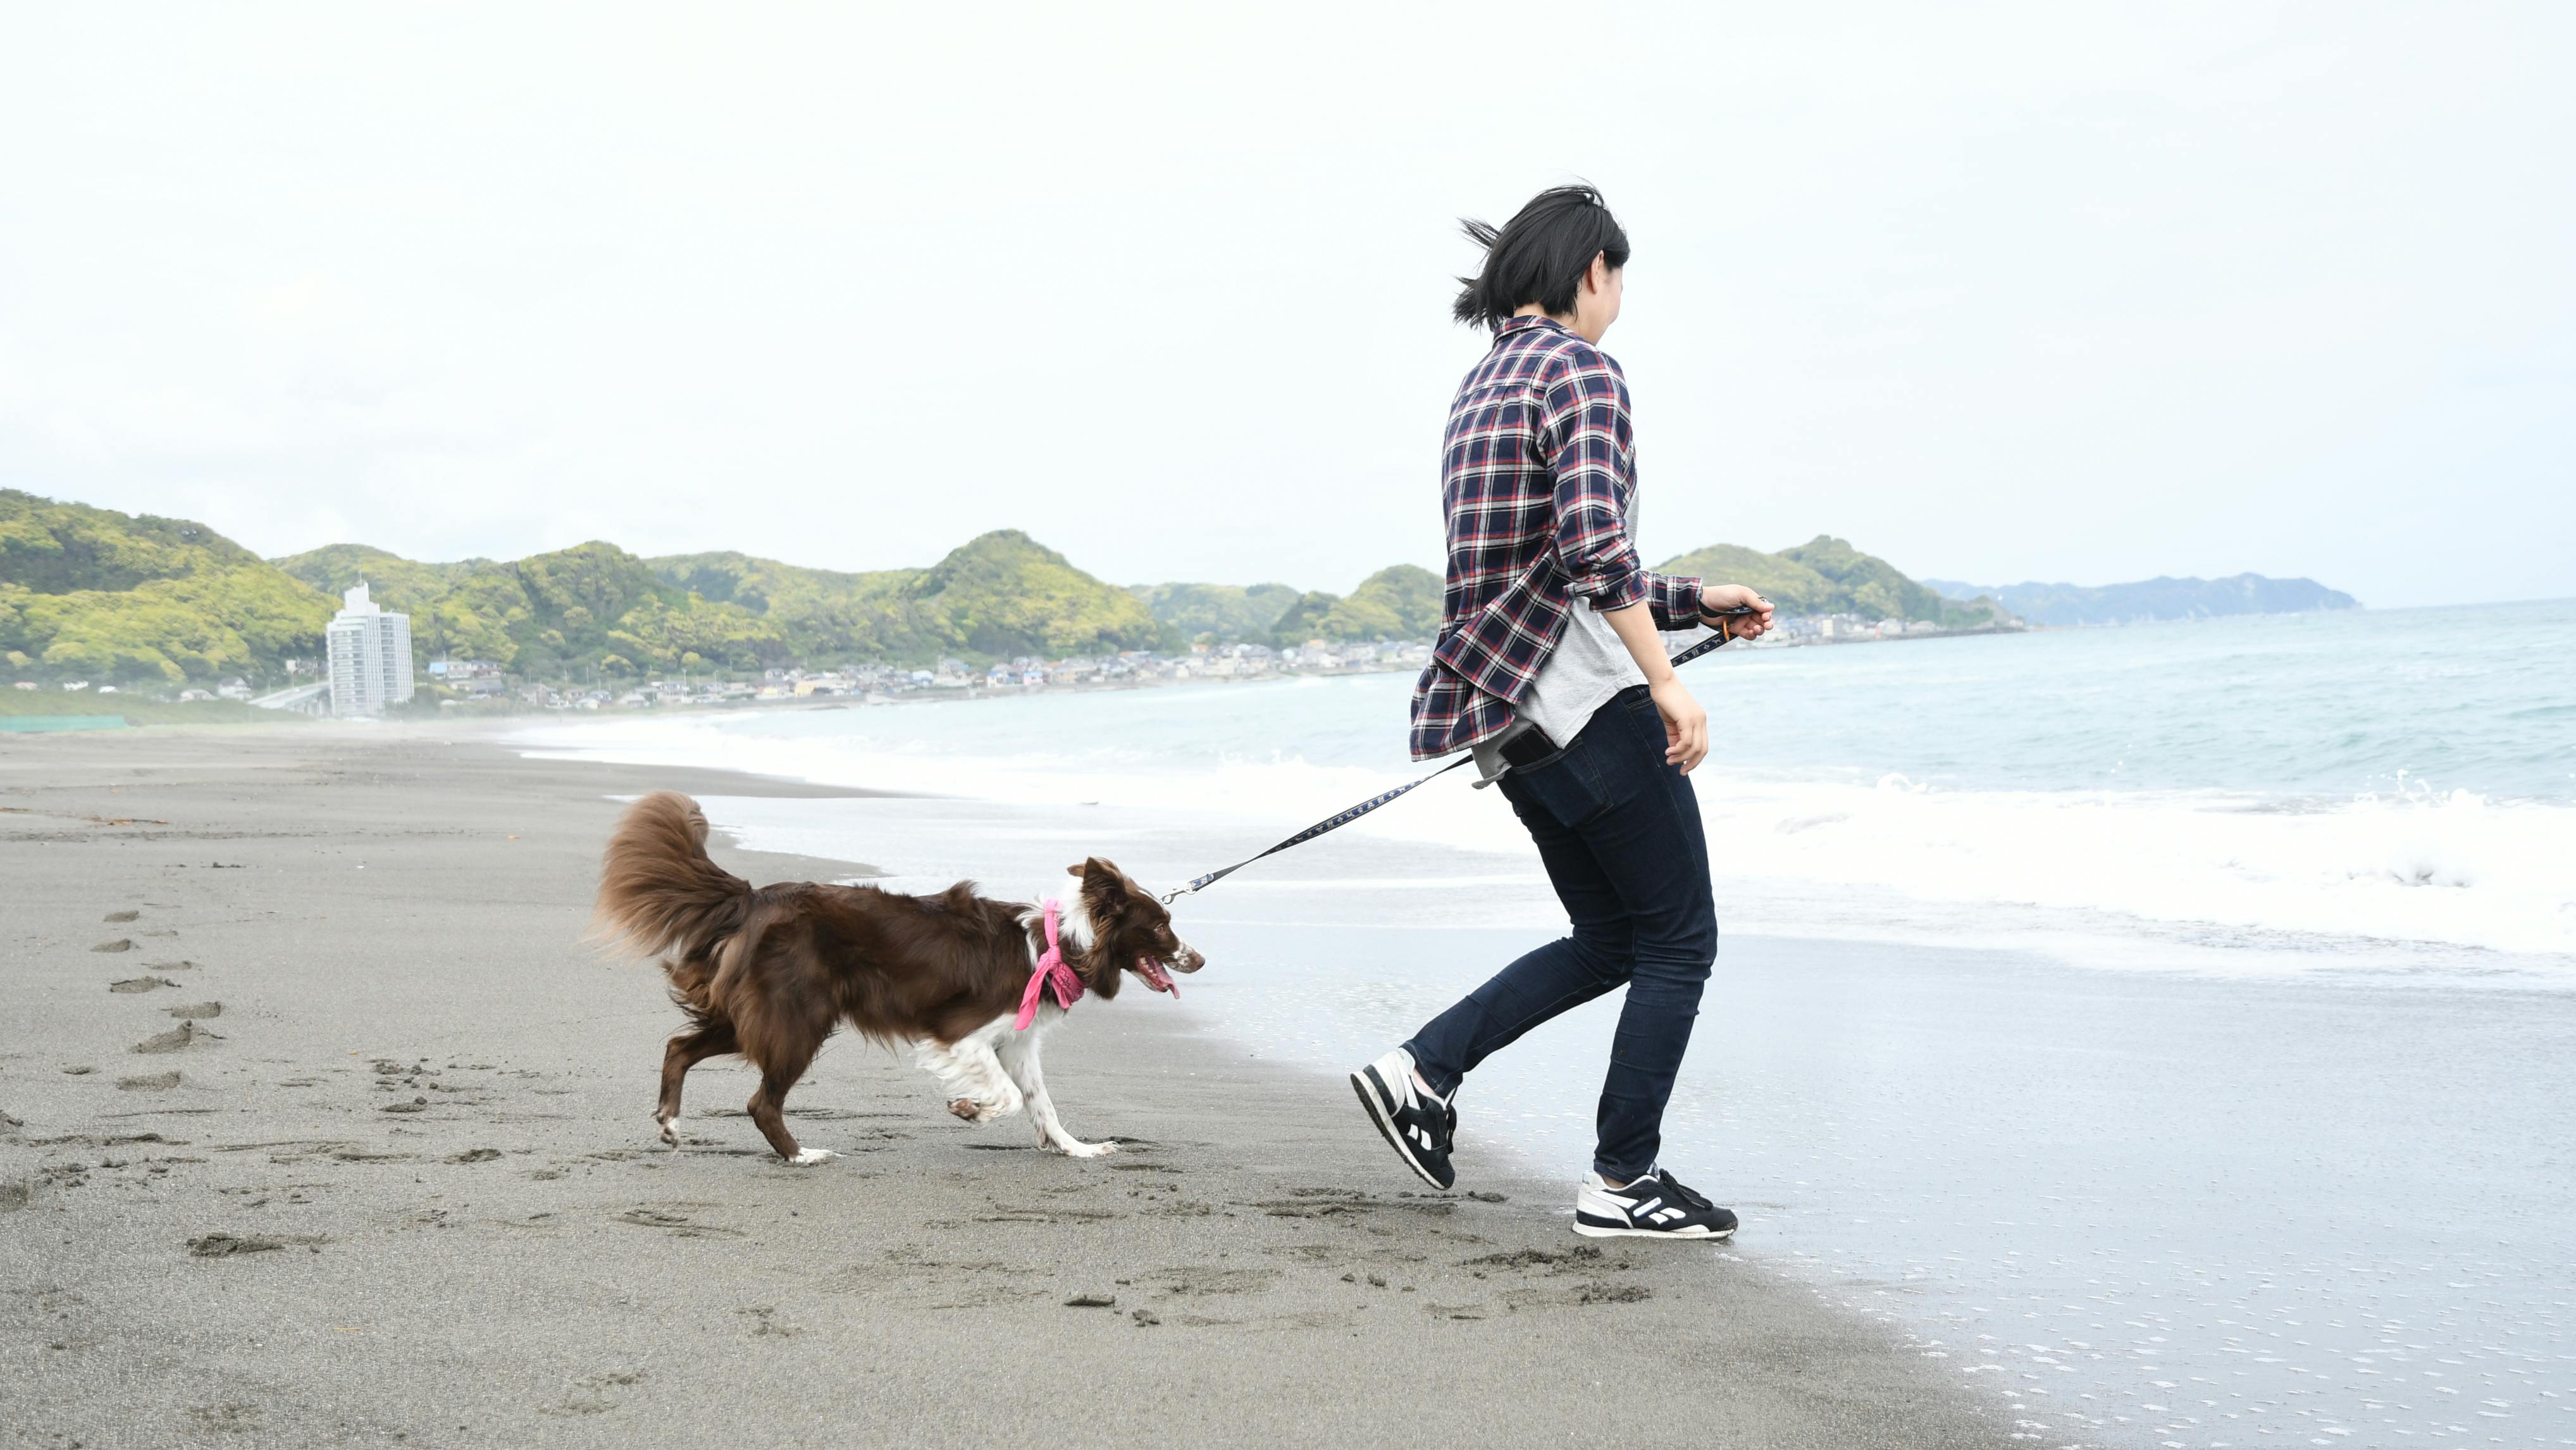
(1158, 605, 1760, 905)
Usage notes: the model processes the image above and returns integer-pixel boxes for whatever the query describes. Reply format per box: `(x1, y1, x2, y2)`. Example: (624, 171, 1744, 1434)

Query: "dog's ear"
(1065, 863, 1086, 877)
(1075, 857, 1132, 914)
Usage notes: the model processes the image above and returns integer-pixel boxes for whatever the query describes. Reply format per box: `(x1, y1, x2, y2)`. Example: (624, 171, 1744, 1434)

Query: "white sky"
(3, 3, 2568, 607)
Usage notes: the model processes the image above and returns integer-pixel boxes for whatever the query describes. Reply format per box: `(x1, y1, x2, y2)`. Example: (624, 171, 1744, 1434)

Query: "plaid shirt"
(1409, 316, 1703, 760)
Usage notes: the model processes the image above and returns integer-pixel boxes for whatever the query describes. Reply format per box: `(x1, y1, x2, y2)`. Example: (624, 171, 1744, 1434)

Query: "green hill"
(1650, 542, 1840, 616)
(647, 551, 941, 663)
(275, 528, 1164, 673)
(267, 543, 486, 616)
(655, 531, 1167, 663)
(1266, 564, 1444, 646)
(1656, 535, 2012, 629)
(1129, 581, 1302, 645)
(275, 539, 791, 678)
(903, 530, 1164, 660)
(1, 490, 335, 685)
(21, 481, 2019, 691)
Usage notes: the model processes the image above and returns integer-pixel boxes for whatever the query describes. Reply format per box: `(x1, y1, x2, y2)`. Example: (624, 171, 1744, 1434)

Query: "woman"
(1351, 185, 1774, 1240)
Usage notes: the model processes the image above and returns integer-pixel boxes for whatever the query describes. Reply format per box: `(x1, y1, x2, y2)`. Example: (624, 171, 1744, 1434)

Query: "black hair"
(1451, 185, 1631, 330)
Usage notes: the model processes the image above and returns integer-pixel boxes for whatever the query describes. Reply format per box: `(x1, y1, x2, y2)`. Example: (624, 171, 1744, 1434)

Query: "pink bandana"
(1013, 898, 1084, 1031)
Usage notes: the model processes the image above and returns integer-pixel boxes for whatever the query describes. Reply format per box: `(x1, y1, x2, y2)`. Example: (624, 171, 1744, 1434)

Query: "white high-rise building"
(326, 582, 414, 717)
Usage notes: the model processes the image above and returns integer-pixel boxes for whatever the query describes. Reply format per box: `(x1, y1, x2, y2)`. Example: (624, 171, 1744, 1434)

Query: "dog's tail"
(590, 793, 752, 1010)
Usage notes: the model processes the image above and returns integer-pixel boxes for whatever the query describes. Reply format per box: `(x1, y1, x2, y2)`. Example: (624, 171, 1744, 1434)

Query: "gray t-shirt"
(1470, 594, 1657, 784)
(1468, 503, 1688, 782)
(1518, 599, 1646, 747)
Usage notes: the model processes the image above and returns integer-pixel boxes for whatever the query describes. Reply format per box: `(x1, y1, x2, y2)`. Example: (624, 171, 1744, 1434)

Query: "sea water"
(519, 598, 2576, 1447)
(524, 600, 2576, 976)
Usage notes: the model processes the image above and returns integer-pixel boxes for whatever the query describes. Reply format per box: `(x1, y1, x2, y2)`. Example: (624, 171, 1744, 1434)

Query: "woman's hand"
(1602, 602, 1712, 771)
(1700, 584, 1775, 641)
(1649, 675, 1707, 772)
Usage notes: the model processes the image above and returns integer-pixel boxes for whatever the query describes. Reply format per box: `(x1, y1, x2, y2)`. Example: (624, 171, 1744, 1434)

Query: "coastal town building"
(325, 582, 415, 717)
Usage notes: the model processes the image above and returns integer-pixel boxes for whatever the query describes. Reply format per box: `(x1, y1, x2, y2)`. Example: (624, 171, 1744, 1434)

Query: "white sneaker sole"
(1573, 1218, 1736, 1241)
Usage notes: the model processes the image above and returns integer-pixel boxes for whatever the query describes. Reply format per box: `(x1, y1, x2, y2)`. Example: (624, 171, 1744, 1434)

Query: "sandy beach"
(0, 722, 2010, 1448)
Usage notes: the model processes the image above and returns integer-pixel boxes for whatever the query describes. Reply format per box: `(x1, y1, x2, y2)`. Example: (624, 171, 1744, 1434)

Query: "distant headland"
(1921, 574, 2358, 626)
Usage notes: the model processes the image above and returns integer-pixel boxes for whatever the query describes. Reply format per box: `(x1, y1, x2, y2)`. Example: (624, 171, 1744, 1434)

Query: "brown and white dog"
(590, 791, 1203, 1163)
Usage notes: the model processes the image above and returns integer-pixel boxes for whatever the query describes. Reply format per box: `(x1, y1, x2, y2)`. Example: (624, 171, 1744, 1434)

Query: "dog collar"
(1013, 898, 1085, 1032)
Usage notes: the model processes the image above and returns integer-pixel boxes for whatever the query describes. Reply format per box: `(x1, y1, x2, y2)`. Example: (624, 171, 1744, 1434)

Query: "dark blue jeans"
(1402, 685, 1718, 1181)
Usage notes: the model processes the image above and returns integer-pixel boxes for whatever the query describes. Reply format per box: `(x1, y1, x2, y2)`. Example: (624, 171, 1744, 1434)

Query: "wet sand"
(0, 724, 2009, 1448)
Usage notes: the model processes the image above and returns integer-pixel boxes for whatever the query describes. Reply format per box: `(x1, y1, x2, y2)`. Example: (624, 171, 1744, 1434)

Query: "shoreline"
(0, 723, 2013, 1448)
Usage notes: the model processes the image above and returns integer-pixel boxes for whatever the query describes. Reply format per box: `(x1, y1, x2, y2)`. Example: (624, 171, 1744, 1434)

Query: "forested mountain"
(278, 538, 788, 678)
(273, 529, 1164, 674)
(1262, 565, 1444, 646)
(900, 530, 1163, 659)
(1919, 574, 2358, 625)
(17, 480, 2049, 690)
(1656, 535, 2014, 628)
(1128, 581, 1303, 643)
(264, 544, 486, 615)
(1135, 565, 1444, 648)
(2, 490, 335, 684)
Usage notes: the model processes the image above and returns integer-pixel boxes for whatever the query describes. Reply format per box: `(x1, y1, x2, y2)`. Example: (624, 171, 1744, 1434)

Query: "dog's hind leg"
(746, 1042, 831, 1165)
(996, 1029, 1114, 1158)
(655, 1020, 739, 1149)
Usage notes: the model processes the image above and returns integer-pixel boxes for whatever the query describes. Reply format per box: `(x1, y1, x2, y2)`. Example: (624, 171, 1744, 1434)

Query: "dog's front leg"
(995, 1030, 1115, 1158)
(913, 1032, 1024, 1125)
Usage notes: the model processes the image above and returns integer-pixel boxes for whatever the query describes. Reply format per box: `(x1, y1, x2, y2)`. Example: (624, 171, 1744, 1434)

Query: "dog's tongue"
(1136, 957, 1178, 998)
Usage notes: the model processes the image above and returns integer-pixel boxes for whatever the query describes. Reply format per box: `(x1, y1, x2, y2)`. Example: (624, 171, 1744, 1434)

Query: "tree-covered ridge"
(275, 529, 1168, 672)
(1266, 565, 1444, 646)
(1129, 581, 1303, 644)
(18, 480, 2040, 691)
(1657, 535, 2012, 629)
(1132, 566, 1443, 648)
(1, 490, 335, 684)
(654, 531, 1165, 663)
(267, 543, 486, 615)
(647, 551, 939, 664)
(907, 530, 1164, 659)
(274, 538, 792, 678)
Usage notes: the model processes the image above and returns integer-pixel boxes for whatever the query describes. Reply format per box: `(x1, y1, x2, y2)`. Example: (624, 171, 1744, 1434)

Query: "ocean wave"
(519, 710, 2576, 970)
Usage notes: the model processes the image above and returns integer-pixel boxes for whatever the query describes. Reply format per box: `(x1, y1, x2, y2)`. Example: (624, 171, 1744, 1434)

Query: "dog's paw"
(657, 1115, 680, 1149)
(947, 1093, 1022, 1125)
(786, 1148, 837, 1166)
(1057, 1137, 1118, 1159)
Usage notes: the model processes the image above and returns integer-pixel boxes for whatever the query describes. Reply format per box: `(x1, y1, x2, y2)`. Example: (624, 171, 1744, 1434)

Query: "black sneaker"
(1573, 1167, 1738, 1239)
(1350, 1048, 1456, 1189)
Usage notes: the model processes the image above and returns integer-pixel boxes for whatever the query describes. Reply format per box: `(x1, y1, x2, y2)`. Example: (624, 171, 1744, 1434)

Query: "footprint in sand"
(162, 1001, 220, 1019)
(187, 1403, 263, 1432)
(188, 1234, 283, 1257)
(102, 910, 139, 923)
(90, 939, 134, 954)
(108, 977, 180, 994)
(118, 1072, 182, 1091)
(131, 1022, 216, 1055)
